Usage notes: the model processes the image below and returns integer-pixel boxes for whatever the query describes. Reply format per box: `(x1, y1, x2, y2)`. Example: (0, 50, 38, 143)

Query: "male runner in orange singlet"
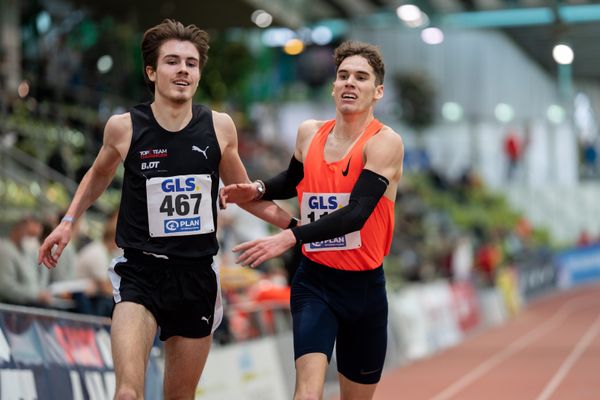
(220, 41, 404, 400)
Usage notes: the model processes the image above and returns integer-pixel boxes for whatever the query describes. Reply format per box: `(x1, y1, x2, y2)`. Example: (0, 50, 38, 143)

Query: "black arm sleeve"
(262, 156, 304, 200)
(290, 169, 389, 244)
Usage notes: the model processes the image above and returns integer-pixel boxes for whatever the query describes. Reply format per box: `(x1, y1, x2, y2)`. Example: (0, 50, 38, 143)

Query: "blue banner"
(555, 244, 600, 289)
(0, 305, 162, 399)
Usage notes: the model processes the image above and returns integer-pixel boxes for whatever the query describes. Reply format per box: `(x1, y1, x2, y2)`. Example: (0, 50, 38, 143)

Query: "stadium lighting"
(553, 44, 574, 65)
(283, 39, 304, 55)
(495, 103, 515, 123)
(311, 26, 333, 45)
(396, 5, 421, 22)
(251, 10, 273, 28)
(97, 55, 113, 73)
(421, 27, 444, 45)
(442, 102, 463, 121)
(547, 104, 566, 124)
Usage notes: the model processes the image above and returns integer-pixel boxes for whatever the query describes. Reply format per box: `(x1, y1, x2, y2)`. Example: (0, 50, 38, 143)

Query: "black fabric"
(290, 257, 387, 384)
(116, 102, 221, 258)
(112, 252, 217, 341)
(262, 156, 304, 200)
(291, 169, 389, 243)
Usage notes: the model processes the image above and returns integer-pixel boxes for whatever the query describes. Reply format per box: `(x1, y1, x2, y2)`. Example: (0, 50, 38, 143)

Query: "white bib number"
(300, 192, 361, 252)
(146, 174, 214, 237)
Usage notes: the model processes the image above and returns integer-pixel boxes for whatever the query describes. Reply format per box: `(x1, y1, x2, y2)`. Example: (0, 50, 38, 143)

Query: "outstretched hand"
(38, 223, 72, 269)
(219, 183, 257, 209)
(233, 230, 297, 268)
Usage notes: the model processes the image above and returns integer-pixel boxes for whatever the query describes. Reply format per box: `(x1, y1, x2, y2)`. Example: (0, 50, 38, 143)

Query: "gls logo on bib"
(305, 195, 346, 249)
(160, 177, 203, 233)
(300, 192, 361, 252)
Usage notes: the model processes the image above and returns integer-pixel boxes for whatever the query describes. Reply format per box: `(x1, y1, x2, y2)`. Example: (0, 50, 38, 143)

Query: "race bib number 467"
(146, 175, 214, 237)
(300, 192, 361, 252)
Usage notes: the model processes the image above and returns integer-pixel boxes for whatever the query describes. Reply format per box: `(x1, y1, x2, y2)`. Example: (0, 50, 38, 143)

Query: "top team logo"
(140, 148, 168, 159)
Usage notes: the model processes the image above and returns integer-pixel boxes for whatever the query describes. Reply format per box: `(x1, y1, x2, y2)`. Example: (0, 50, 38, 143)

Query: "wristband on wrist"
(61, 215, 76, 223)
(286, 217, 299, 229)
(254, 180, 266, 200)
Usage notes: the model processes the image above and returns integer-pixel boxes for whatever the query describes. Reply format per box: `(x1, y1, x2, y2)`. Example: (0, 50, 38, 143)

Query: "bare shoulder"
(104, 112, 132, 145)
(212, 110, 238, 155)
(374, 125, 404, 149)
(364, 124, 404, 186)
(297, 119, 323, 137)
(365, 125, 404, 159)
(105, 112, 131, 134)
(212, 110, 235, 131)
(98, 112, 132, 161)
(365, 124, 404, 167)
(296, 119, 324, 160)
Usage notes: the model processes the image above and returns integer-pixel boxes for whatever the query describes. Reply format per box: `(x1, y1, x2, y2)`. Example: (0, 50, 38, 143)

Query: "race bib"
(300, 192, 361, 252)
(146, 174, 214, 237)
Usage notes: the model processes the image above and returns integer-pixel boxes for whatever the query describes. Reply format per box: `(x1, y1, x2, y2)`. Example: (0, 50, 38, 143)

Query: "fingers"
(52, 242, 67, 264)
(232, 240, 255, 253)
(235, 246, 262, 266)
(38, 239, 65, 269)
(219, 183, 255, 205)
(218, 189, 228, 210)
(233, 240, 268, 268)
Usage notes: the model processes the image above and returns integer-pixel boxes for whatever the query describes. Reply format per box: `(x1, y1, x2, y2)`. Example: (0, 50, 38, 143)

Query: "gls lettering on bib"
(146, 174, 214, 237)
(300, 192, 361, 252)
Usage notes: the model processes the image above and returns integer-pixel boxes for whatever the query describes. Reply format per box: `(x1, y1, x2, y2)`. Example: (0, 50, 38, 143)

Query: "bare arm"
(363, 127, 404, 201)
(219, 119, 322, 205)
(38, 114, 131, 268)
(214, 111, 292, 229)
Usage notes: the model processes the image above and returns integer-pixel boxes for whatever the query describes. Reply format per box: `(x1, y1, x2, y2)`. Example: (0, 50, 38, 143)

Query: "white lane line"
(535, 313, 600, 400)
(429, 294, 599, 400)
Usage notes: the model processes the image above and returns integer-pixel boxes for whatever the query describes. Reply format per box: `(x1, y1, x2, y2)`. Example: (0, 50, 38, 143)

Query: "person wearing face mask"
(0, 216, 52, 307)
(75, 211, 123, 317)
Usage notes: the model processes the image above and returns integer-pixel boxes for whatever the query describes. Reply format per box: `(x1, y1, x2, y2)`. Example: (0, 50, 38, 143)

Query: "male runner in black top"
(39, 19, 293, 399)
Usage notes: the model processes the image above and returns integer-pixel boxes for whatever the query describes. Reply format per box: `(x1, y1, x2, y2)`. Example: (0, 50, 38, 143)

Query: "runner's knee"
(115, 386, 142, 400)
(294, 391, 321, 400)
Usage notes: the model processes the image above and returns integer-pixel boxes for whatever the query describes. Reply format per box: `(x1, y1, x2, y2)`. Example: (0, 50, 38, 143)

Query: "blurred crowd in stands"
(2, 104, 599, 344)
(3, 126, 600, 344)
(0, 211, 120, 317)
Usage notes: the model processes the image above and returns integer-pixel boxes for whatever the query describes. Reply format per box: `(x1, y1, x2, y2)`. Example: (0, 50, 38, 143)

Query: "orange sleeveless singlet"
(296, 118, 395, 271)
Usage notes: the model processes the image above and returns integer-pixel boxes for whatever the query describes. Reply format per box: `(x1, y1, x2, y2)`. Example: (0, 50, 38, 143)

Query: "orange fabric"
(297, 119, 395, 271)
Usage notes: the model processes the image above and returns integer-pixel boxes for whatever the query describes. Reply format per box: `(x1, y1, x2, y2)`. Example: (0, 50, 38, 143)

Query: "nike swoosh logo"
(342, 157, 352, 176)
(359, 368, 381, 375)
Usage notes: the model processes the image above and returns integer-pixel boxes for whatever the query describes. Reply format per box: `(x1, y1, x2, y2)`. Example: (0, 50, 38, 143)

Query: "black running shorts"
(108, 249, 222, 341)
(290, 256, 388, 384)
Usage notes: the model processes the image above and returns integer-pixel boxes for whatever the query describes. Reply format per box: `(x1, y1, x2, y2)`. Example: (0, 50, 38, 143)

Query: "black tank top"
(116, 102, 221, 259)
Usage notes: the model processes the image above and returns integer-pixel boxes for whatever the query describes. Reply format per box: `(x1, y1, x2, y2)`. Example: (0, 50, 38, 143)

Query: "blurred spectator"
(577, 230, 592, 247)
(48, 145, 68, 176)
(40, 213, 90, 312)
(0, 217, 52, 306)
(580, 140, 598, 179)
(217, 201, 270, 266)
(474, 234, 503, 287)
(451, 235, 474, 282)
(75, 213, 122, 317)
(18, 216, 43, 256)
(42, 213, 81, 285)
(503, 130, 524, 181)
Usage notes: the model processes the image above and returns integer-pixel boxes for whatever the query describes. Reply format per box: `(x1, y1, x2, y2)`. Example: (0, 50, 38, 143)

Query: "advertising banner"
(0, 305, 162, 400)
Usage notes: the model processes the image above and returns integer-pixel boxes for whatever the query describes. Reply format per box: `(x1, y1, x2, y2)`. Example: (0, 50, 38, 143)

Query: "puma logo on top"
(192, 145, 209, 159)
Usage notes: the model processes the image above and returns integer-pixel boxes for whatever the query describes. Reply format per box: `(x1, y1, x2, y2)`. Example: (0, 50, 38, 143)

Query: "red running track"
(374, 283, 600, 400)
